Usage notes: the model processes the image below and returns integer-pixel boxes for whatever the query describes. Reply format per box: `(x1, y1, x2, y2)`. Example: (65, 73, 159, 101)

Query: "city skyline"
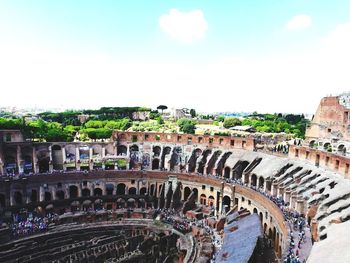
(1, 1, 350, 113)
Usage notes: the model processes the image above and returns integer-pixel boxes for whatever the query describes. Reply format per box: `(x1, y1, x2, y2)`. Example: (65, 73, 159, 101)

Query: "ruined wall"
(306, 95, 350, 141)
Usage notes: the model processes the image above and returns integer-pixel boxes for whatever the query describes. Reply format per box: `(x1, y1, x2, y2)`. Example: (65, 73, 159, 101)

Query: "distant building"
(305, 93, 350, 156)
(170, 108, 192, 120)
(306, 93, 350, 141)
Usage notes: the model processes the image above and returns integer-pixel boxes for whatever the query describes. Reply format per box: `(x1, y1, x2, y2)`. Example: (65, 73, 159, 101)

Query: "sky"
(1, 0, 350, 114)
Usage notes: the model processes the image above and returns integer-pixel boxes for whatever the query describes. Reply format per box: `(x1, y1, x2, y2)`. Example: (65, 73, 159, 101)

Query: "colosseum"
(1, 122, 350, 262)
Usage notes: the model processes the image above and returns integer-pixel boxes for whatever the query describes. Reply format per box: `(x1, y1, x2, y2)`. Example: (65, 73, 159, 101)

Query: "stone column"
(62, 147, 67, 171)
(290, 194, 297, 210)
(230, 185, 235, 209)
(39, 186, 45, 202)
(219, 182, 225, 214)
(32, 147, 38, 174)
(49, 145, 53, 172)
(89, 147, 93, 160)
(77, 184, 82, 197)
(16, 145, 22, 174)
(272, 182, 278, 197)
(0, 163, 4, 176)
(278, 186, 285, 198)
(284, 190, 291, 205)
(26, 191, 31, 204)
(75, 146, 81, 171)
(10, 192, 14, 206)
(296, 199, 305, 214)
(102, 147, 106, 158)
(51, 188, 56, 201)
(75, 147, 80, 162)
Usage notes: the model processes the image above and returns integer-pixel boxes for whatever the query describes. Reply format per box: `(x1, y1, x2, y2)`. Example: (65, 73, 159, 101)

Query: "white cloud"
(159, 9, 208, 44)
(286, 14, 312, 30)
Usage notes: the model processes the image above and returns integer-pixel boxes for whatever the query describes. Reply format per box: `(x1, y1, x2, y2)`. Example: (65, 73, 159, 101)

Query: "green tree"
(190, 109, 196, 118)
(177, 118, 196, 134)
(223, 117, 242, 129)
(216, 116, 225, 122)
(157, 105, 168, 113)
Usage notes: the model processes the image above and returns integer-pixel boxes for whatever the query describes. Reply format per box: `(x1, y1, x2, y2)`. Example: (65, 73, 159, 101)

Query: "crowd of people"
(154, 208, 192, 233)
(10, 212, 58, 238)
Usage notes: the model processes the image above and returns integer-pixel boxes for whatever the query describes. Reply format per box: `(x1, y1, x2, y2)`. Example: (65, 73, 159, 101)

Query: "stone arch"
(251, 174, 257, 186)
(128, 187, 137, 195)
(82, 188, 91, 197)
(208, 196, 215, 207)
(184, 187, 191, 201)
(129, 145, 140, 169)
(258, 177, 265, 189)
(224, 167, 231, 179)
(192, 188, 198, 203)
(268, 228, 273, 239)
(94, 187, 103, 196)
(222, 195, 231, 213)
(56, 190, 65, 200)
(188, 148, 202, 173)
(200, 194, 207, 205)
(116, 183, 126, 195)
(338, 144, 346, 155)
(161, 146, 172, 170)
(127, 198, 135, 208)
(140, 187, 147, 195)
(266, 180, 272, 192)
(38, 156, 50, 173)
(44, 191, 52, 202)
(323, 142, 332, 152)
(0, 194, 5, 208)
(79, 145, 89, 160)
(106, 184, 114, 195)
(22, 147, 33, 174)
(151, 158, 160, 170)
(206, 150, 222, 175)
(232, 160, 250, 180)
(69, 185, 78, 199)
(253, 208, 258, 214)
(116, 198, 126, 208)
(117, 145, 127, 156)
(150, 184, 156, 196)
(4, 148, 17, 174)
(216, 152, 232, 176)
(52, 145, 63, 170)
(139, 198, 146, 208)
(153, 146, 161, 158)
(13, 191, 23, 205)
(197, 149, 212, 174)
(264, 223, 268, 234)
(259, 212, 263, 222)
(309, 140, 316, 148)
(170, 146, 182, 170)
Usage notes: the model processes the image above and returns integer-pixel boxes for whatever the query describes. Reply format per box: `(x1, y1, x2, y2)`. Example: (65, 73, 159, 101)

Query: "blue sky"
(1, 0, 350, 113)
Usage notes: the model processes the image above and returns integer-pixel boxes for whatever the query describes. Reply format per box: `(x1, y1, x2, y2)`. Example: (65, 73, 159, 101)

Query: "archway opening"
(82, 188, 91, 197)
(128, 187, 137, 195)
(69, 185, 78, 199)
(116, 184, 126, 195)
(94, 188, 103, 196)
(222, 195, 231, 213)
(184, 187, 191, 201)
